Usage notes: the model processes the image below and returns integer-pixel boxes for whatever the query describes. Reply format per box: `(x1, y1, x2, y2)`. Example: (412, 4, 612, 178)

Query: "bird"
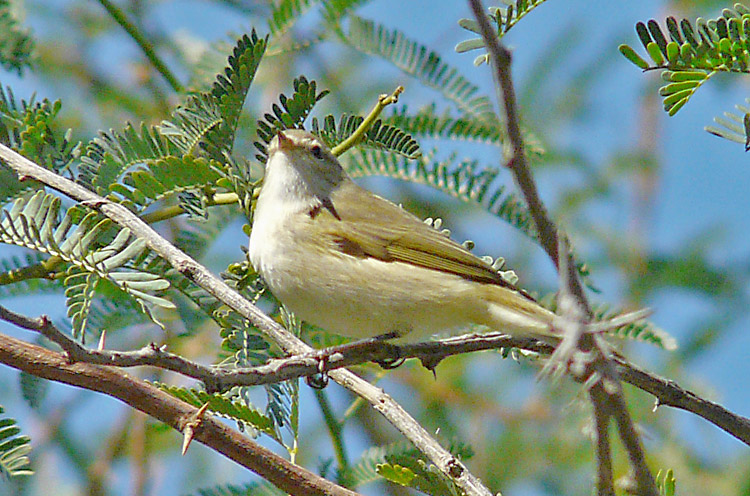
(248, 129, 557, 343)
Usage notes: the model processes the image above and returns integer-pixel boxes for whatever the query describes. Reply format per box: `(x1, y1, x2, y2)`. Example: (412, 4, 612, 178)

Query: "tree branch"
(4, 302, 747, 448)
(467, 1, 657, 494)
(0, 332, 360, 496)
(96, 0, 183, 93)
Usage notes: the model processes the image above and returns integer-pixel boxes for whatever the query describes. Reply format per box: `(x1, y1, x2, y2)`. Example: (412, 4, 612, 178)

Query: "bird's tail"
(478, 284, 557, 338)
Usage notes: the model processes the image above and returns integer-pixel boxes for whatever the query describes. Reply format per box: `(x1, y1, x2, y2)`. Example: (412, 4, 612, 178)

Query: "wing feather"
(321, 180, 527, 292)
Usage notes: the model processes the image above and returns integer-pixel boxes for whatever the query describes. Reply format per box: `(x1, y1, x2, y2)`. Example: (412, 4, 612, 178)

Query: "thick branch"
(0, 332, 359, 496)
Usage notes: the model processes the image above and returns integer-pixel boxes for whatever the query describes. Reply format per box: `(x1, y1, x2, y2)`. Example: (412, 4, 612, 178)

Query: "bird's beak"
(276, 130, 293, 151)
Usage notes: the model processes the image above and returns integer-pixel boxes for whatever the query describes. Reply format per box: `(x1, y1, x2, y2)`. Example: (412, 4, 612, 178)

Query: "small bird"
(248, 129, 557, 342)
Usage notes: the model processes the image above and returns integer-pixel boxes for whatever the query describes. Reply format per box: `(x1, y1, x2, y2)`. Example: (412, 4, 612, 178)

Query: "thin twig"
(466, 1, 657, 494)
(615, 356, 750, 445)
(331, 86, 404, 156)
(97, 0, 183, 93)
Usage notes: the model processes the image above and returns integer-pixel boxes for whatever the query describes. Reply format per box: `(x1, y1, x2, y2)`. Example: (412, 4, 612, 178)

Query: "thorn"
(97, 330, 107, 351)
(586, 308, 654, 334)
(181, 426, 194, 456)
(652, 398, 660, 413)
(182, 403, 210, 456)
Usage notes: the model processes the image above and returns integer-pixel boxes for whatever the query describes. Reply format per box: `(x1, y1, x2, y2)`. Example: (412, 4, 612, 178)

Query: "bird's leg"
(335, 331, 405, 369)
(305, 332, 404, 388)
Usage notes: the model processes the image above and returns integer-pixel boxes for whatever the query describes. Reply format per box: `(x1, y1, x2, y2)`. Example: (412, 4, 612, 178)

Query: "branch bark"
(0, 331, 360, 496)
(4, 301, 748, 448)
(466, 1, 658, 494)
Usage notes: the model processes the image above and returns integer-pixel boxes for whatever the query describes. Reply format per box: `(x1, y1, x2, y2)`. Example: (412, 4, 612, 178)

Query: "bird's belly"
(261, 252, 485, 340)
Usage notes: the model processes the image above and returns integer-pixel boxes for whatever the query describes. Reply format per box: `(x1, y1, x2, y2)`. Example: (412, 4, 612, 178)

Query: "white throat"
(248, 150, 318, 281)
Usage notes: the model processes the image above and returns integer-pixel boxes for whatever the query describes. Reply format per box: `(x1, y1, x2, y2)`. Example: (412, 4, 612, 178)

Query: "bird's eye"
(311, 145, 324, 160)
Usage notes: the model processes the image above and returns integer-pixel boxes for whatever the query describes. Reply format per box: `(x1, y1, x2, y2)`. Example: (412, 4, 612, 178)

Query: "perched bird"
(249, 129, 557, 342)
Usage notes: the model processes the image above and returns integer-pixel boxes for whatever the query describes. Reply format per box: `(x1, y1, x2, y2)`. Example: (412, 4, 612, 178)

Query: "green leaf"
(0, 191, 174, 339)
(205, 30, 268, 159)
(456, 0, 550, 63)
(344, 16, 496, 123)
(19, 372, 48, 411)
(656, 468, 677, 496)
(625, 8, 750, 115)
(647, 41, 666, 65)
(254, 75, 329, 161)
(592, 305, 678, 351)
(268, 0, 318, 36)
(618, 44, 650, 69)
(376, 463, 416, 486)
(0, 406, 33, 479)
(156, 384, 278, 440)
(310, 113, 421, 159)
(0, 1, 35, 74)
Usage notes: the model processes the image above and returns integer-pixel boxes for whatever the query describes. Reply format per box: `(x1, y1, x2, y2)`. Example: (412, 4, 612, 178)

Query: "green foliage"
(116, 154, 223, 210)
(0, 0, 35, 74)
(254, 76, 330, 161)
(311, 113, 421, 158)
(456, 0, 550, 65)
(78, 123, 176, 197)
(343, 16, 497, 123)
(620, 4, 750, 118)
(0, 86, 79, 203)
(0, 191, 174, 338)
(592, 305, 678, 351)
(215, 309, 299, 448)
(705, 97, 750, 148)
(657, 468, 677, 496)
(0, 406, 32, 479)
(205, 31, 268, 160)
(193, 481, 285, 496)
(376, 451, 462, 495)
(156, 384, 278, 440)
(388, 104, 503, 145)
(18, 372, 47, 411)
(344, 148, 537, 239)
(385, 105, 545, 157)
(268, 0, 319, 36)
(343, 440, 472, 493)
(80, 31, 267, 214)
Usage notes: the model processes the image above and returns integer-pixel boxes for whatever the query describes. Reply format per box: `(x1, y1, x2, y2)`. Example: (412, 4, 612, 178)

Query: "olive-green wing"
(323, 180, 518, 289)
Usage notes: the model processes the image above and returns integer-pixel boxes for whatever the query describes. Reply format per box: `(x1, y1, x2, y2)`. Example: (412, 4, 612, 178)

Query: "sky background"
(1, 1, 749, 495)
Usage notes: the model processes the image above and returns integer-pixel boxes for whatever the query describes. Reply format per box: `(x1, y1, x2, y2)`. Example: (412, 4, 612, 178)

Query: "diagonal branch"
(0, 331, 360, 496)
(96, 0, 183, 93)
